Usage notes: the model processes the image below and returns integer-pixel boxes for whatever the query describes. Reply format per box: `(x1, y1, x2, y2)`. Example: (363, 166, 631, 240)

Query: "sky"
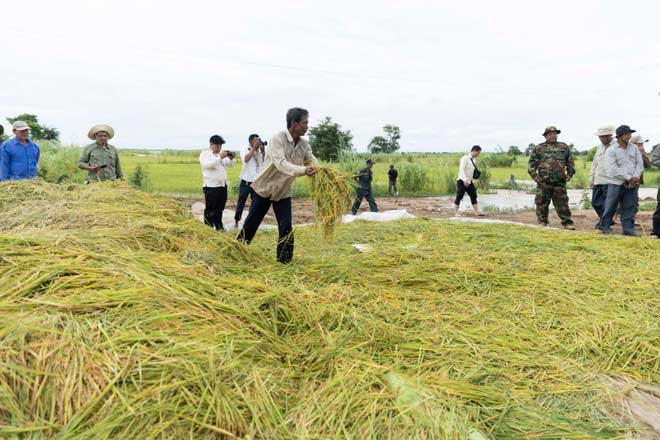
(1, 0, 659, 152)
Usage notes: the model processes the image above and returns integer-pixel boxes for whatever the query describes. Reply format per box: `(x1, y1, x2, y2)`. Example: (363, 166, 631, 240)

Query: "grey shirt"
(604, 142, 643, 185)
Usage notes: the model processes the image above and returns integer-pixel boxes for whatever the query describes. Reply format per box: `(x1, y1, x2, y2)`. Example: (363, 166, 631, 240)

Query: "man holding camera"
(237, 107, 318, 264)
(78, 124, 124, 182)
(199, 134, 235, 231)
(234, 134, 266, 229)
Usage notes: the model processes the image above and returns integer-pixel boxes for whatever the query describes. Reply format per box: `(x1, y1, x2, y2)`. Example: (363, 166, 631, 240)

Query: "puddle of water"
(434, 189, 658, 212)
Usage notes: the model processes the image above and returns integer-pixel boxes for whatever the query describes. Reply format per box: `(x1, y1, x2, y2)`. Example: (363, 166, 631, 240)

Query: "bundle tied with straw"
(309, 165, 354, 241)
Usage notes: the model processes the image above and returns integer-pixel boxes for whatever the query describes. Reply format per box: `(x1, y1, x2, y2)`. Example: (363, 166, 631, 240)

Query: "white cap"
(12, 121, 30, 131)
(630, 134, 648, 144)
(594, 125, 614, 136)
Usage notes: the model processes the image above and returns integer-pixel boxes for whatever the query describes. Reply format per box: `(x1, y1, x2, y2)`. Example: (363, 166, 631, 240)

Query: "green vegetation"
(1, 181, 657, 438)
(6, 114, 60, 141)
(32, 144, 660, 199)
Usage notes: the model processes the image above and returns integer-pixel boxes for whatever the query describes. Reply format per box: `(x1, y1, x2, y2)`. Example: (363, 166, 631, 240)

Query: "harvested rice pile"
(1, 181, 659, 439)
(309, 166, 353, 240)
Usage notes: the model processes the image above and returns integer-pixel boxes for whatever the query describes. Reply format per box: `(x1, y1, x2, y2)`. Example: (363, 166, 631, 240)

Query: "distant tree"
(507, 145, 522, 156)
(308, 117, 353, 162)
(6, 114, 60, 141)
(368, 124, 401, 154)
(525, 143, 536, 155)
(42, 126, 61, 141)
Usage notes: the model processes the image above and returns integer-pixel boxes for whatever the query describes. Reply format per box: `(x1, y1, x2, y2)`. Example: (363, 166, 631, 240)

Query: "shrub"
(129, 165, 152, 191)
(398, 163, 428, 193)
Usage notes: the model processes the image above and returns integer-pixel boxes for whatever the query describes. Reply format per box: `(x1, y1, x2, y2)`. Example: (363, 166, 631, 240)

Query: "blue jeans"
(600, 184, 638, 235)
(234, 179, 253, 222)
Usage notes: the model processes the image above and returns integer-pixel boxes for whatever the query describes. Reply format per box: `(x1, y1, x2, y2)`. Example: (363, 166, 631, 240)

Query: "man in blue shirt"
(0, 121, 40, 181)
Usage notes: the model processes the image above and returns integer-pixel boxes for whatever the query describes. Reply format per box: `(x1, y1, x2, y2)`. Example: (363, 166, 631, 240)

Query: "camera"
(226, 151, 236, 160)
(261, 140, 268, 146)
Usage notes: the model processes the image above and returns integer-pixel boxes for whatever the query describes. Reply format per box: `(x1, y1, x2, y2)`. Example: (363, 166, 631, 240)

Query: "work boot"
(562, 224, 576, 230)
(472, 204, 485, 216)
(538, 221, 549, 227)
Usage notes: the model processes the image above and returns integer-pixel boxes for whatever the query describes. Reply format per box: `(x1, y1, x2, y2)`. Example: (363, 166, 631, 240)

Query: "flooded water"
(439, 188, 658, 212)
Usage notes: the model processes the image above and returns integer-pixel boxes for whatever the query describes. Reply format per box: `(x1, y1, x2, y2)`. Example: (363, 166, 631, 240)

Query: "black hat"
(209, 134, 225, 145)
(615, 125, 636, 138)
(366, 159, 374, 164)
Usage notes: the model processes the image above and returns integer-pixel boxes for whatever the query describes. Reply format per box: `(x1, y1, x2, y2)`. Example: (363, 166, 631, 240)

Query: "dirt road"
(184, 195, 658, 237)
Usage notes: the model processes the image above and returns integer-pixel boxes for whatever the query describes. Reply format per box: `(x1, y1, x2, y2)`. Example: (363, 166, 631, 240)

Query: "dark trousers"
(601, 184, 638, 235)
(653, 188, 660, 236)
(388, 180, 397, 195)
(234, 179, 253, 222)
(454, 180, 478, 205)
(351, 189, 378, 215)
(237, 191, 294, 264)
(203, 186, 227, 230)
(592, 184, 608, 229)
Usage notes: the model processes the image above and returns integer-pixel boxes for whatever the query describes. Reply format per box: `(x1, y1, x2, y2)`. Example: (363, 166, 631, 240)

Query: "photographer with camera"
(234, 134, 266, 229)
(199, 134, 235, 231)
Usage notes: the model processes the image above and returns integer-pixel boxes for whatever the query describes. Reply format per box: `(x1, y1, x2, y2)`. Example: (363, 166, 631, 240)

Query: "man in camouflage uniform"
(528, 126, 575, 229)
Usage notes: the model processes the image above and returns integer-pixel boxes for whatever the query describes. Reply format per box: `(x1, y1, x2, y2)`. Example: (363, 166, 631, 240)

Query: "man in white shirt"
(453, 145, 484, 215)
(589, 126, 615, 229)
(199, 134, 235, 230)
(234, 134, 265, 229)
(600, 125, 644, 236)
(237, 108, 318, 264)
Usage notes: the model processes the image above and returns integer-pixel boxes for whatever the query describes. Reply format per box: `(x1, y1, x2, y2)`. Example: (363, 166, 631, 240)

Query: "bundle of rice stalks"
(309, 166, 353, 241)
(1, 181, 658, 438)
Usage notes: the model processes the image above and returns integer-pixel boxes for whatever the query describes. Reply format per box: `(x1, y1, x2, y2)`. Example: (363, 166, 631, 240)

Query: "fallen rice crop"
(308, 166, 353, 241)
(0, 181, 658, 439)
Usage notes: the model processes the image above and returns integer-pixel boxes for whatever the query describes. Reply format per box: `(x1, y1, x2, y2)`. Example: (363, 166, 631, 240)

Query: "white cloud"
(2, 0, 659, 151)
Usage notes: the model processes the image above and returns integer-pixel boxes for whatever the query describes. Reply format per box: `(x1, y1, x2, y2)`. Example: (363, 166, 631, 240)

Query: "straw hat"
(88, 124, 115, 140)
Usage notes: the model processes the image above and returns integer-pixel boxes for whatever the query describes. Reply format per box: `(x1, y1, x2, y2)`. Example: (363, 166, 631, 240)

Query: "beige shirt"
(589, 139, 615, 186)
(250, 130, 318, 201)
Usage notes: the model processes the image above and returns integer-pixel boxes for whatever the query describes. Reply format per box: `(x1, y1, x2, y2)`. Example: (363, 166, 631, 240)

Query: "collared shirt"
(589, 139, 615, 186)
(250, 130, 318, 201)
(457, 154, 477, 184)
(238, 144, 265, 183)
(78, 142, 124, 181)
(0, 137, 40, 181)
(605, 142, 643, 185)
(199, 148, 235, 187)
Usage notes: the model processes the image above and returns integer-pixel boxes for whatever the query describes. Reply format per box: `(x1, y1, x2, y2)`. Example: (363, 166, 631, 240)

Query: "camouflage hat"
(542, 126, 561, 136)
